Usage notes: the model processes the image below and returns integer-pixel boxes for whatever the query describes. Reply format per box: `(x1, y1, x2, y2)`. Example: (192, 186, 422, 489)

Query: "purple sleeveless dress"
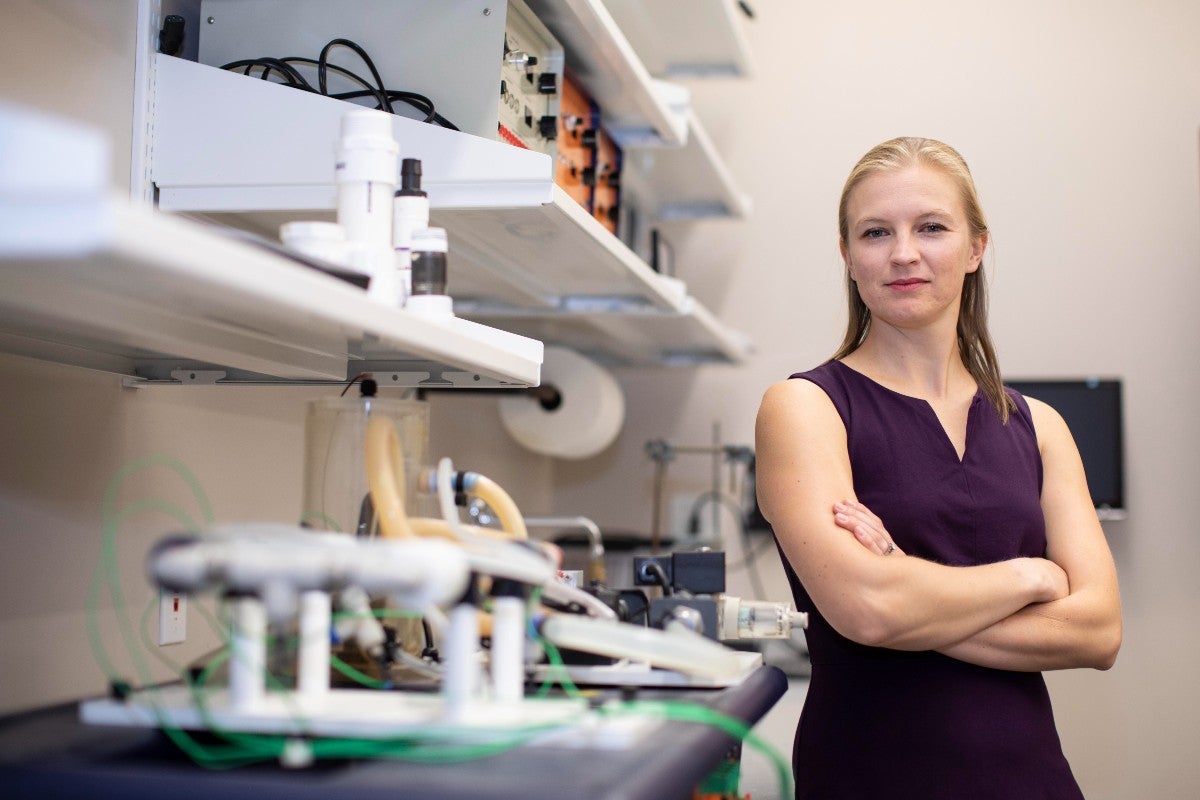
(777, 360, 1083, 799)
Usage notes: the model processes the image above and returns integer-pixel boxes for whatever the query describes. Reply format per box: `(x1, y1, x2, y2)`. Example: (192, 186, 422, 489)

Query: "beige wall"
(552, 2, 1200, 798)
(2, 1, 1199, 797)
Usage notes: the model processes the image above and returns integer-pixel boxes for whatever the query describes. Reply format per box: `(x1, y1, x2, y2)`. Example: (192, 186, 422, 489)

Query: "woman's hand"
(833, 500, 904, 557)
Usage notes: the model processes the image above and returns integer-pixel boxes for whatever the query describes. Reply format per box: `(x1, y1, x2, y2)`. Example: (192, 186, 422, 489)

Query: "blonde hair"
(833, 137, 1014, 422)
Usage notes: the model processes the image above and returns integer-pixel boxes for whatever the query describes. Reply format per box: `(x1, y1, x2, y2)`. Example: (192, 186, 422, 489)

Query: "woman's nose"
(890, 231, 919, 265)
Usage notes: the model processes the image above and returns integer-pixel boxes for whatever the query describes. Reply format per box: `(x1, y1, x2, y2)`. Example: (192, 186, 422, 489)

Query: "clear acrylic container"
(301, 395, 430, 536)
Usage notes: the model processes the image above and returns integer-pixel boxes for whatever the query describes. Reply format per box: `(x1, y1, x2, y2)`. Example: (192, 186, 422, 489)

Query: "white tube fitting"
(228, 596, 267, 711)
(442, 602, 481, 723)
(335, 585, 386, 659)
(490, 595, 526, 704)
(297, 590, 331, 701)
(719, 595, 809, 640)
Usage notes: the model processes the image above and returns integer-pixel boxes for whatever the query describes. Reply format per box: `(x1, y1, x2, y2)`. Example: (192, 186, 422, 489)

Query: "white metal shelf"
(622, 108, 752, 221)
(432, 185, 689, 313)
(147, 54, 751, 367)
(0, 194, 543, 386)
(523, 0, 689, 147)
(601, 0, 755, 79)
(461, 299, 754, 368)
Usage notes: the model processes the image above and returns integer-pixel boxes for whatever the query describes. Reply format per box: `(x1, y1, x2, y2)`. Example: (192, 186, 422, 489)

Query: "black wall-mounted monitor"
(1005, 378, 1126, 520)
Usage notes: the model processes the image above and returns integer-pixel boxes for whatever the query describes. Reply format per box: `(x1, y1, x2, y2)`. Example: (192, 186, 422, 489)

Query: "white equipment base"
(80, 685, 658, 750)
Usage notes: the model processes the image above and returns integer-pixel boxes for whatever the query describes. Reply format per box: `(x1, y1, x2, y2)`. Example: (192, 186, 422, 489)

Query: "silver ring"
(884, 542, 896, 555)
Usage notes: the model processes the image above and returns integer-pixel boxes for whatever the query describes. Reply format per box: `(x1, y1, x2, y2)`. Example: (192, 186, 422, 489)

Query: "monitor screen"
(1005, 378, 1125, 518)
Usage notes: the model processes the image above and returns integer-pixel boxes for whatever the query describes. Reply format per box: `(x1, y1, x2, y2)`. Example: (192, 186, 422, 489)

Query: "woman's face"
(840, 164, 986, 333)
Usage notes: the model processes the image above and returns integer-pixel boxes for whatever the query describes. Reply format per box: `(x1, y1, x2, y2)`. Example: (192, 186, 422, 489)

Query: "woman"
(755, 137, 1121, 798)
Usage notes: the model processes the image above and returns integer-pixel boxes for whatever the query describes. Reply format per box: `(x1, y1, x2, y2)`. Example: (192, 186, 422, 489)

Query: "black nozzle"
(398, 158, 426, 196)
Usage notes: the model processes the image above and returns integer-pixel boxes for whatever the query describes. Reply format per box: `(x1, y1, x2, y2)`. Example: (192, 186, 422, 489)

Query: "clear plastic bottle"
(406, 227, 453, 318)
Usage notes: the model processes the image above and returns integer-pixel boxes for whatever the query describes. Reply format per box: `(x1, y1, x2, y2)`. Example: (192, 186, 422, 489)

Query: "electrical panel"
(555, 70, 596, 209)
(497, 0, 564, 160)
(553, 71, 622, 235)
(590, 124, 621, 236)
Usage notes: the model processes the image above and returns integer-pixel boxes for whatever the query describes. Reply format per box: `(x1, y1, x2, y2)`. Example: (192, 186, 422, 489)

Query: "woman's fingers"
(833, 501, 904, 556)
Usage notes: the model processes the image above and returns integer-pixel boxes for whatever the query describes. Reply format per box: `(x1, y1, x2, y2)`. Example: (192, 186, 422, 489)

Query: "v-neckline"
(831, 360, 980, 463)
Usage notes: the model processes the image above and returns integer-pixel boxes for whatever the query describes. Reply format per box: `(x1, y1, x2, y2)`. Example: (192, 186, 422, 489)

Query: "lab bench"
(0, 664, 787, 800)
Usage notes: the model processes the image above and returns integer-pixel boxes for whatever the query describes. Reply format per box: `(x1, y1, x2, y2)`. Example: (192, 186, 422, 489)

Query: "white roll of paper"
(498, 347, 625, 459)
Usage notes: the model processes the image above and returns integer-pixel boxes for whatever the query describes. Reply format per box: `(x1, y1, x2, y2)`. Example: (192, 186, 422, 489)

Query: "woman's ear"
(840, 239, 855, 281)
(968, 232, 989, 273)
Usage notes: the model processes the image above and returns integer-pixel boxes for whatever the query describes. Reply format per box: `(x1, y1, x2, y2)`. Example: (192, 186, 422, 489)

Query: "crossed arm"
(755, 379, 1121, 672)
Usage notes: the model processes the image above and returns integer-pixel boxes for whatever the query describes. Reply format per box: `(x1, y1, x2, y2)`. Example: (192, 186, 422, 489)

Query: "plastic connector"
(158, 15, 185, 56)
(719, 595, 809, 641)
(633, 556, 672, 588)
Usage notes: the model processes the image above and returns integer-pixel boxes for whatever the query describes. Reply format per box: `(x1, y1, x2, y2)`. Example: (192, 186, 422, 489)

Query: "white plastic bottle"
(405, 227, 454, 318)
(335, 108, 399, 304)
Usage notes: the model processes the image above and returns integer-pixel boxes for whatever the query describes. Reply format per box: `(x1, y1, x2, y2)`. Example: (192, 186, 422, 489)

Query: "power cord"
(220, 37, 459, 130)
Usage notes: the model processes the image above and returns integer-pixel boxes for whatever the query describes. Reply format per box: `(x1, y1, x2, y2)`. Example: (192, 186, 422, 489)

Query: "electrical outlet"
(158, 591, 186, 645)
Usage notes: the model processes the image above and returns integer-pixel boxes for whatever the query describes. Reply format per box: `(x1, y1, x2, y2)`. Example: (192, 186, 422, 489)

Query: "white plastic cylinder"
(297, 590, 331, 701)
(405, 226, 452, 316)
(228, 596, 267, 711)
(393, 197, 430, 249)
(393, 194, 430, 301)
(404, 294, 454, 317)
(336, 109, 398, 303)
(442, 602, 480, 723)
(336, 109, 398, 251)
(490, 595, 526, 704)
(719, 595, 809, 640)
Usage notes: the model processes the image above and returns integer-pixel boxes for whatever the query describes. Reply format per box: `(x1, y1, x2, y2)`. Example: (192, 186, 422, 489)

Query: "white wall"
(552, 2, 1200, 798)
(2, 1, 1199, 797)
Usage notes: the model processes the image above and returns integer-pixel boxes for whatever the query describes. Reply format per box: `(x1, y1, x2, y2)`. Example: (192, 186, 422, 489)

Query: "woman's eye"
(862, 228, 887, 239)
(920, 222, 947, 233)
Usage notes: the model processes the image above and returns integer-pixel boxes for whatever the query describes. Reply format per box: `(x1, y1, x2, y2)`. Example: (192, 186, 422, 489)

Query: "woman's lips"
(886, 278, 927, 291)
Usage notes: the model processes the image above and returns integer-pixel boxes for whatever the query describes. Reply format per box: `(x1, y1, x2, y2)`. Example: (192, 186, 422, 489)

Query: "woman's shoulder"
(759, 365, 848, 433)
(1011, 391, 1073, 451)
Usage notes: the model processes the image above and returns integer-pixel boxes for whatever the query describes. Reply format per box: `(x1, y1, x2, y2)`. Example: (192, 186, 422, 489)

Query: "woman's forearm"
(846, 554, 1067, 651)
(937, 586, 1121, 671)
(827, 501, 1069, 651)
